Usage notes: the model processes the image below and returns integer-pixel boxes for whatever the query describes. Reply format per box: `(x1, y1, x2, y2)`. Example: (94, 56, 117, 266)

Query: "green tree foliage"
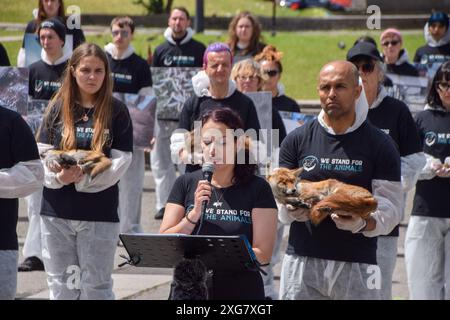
(133, 0, 173, 14)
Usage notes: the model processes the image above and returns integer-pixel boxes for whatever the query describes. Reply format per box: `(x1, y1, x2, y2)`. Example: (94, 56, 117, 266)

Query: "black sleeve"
(413, 48, 422, 63)
(28, 65, 35, 96)
(245, 99, 261, 131)
(0, 44, 10, 66)
(373, 136, 401, 182)
(151, 47, 162, 67)
(167, 174, 188, 206)
(72, 28, 86, 49)
(111, 100, 134, 152)
(272, 109, 287, 143)
(11, 114, 39, 163)
(37, 103, 60, 145)
(397, 104, 422, 156)
(138, 59, 152, 88)
(252, 178, 277, 209)
(279, 128, 301, 169)
(178, 96, 196, 130)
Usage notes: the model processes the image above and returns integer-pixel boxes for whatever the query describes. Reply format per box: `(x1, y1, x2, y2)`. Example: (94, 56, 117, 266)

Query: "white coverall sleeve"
(401, 152, 427, 191)
(362, 179, 403, 237)
(74, 149, 132, 193)
(17, 47, 26, 68)
(137, 86, 154, 96)
(0, 159, 44, 198)
(277, 201, 295, 225)
(417, 153, 441, 181)
(170, 131, 187, 165)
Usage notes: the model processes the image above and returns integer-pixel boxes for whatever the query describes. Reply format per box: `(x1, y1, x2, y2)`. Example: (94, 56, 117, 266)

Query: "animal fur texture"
(170, 258, 209, 300)
(267, 167, 377, 225)
(44, 149, 112, 178)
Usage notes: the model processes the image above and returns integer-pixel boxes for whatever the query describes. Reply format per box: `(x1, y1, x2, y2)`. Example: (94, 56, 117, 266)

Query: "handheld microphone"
(196, 162, 215, 235)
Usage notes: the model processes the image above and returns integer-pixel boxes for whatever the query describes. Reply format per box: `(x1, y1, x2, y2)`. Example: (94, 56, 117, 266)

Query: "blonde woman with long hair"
(37, 43, 133, 300)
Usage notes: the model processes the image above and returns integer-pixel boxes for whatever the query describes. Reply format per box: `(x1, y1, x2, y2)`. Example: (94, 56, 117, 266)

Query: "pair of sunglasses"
(263, 70, 280, 77)
(353, 62, 375, 74)
(381, 40, 400, 47)
(112, 30, 130, 37)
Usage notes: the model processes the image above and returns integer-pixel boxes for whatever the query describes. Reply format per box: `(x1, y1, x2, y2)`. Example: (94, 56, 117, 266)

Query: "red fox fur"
(44, 149, 112, 179)
(267, 167, 377, 225)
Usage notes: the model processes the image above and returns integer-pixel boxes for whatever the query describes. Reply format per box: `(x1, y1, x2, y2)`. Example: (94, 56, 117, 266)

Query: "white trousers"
(150, 120, 178, 211)
(41, 216, 119, 300)
(261, 222, 285, 299)
(23, 188, 43, 259)
(405, 216, 450, 300)
(376, 236, 398, 300)
(118, 148, 145, 234)
(280, 254, 381, 300)
(0, 250, 18, 300)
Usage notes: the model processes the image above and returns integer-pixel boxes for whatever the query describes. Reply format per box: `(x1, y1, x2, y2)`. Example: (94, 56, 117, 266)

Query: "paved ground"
(15, 160, 413, 300)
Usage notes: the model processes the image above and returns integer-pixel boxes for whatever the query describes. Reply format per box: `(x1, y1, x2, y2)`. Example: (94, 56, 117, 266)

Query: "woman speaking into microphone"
(160, 107, 277, 300)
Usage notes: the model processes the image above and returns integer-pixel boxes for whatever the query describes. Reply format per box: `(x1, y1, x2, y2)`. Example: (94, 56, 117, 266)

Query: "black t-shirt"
(279, 119, 401, 264)
(367, 96, 422, 236)
(413, 43, 450, 64)
(386, 62, 419, 77)
(28, 59, 67, 100)
(179, 91, 261, 172)
(38, 98, 133, 222)
(0, 106, 40, 250)
(412, 108, 450, 218)
(167, 169, 277, 243)
(273, 94, 300, 113)
(22, 18, 85, 50)
(152, 38, 206, 67)
(0, 43, 10, 66)
(107, 52, 152, 94)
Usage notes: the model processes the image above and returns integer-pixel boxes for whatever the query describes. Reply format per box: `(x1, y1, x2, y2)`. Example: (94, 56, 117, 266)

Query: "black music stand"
(118, 233, 264, 273)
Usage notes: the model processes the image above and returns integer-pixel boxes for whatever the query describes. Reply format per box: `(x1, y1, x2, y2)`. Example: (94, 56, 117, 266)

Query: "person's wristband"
(185, 206, 198, 225)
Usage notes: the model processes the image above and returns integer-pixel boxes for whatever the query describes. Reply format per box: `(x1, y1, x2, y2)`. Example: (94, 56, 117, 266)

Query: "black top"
(231, 42, 266, 64)
(22, 18, 85, 50)
(152, 38, 206, 67)
(412, 109, 450, 218)
(38, 98, 133, 222)
(367, 96, 422, 236)
(0, 43, 10, 66)
(0, 106, 40, 250)
(179, 91, 261, 132)
(279, 119, 401, 264)
(167, 169, 277, 244)
(413, 43, 450, 64)
(386, 62, 419, 77)
(28, 59, 67, 100)
(107, 52, 152, 94)
(273, 94, 300, 113)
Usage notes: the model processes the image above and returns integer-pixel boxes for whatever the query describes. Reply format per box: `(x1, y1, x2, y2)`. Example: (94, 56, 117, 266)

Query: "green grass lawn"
(2, 30, 424, 99)
(1, 0, 328, 23)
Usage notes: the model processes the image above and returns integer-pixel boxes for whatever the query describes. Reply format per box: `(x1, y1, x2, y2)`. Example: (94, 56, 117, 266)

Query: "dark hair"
(110, 16, 135, 34)
(171, 6, 190, 20)
(201, 107, 257, 185)
(427, 61, 450, 108)
(353, 35, 378, 48)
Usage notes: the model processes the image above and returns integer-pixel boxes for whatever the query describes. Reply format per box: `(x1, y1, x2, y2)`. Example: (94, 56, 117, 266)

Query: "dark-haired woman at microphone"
(160, 107, 278, 300)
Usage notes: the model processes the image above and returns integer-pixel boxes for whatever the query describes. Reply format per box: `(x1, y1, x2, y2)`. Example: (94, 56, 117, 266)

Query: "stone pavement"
(16, 167, 412, 300)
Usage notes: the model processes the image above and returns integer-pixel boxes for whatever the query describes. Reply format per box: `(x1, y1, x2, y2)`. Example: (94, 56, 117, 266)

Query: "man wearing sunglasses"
(414, 12, 450, 68)
(380, 28, 418, 77)
(347, 42, 426, 299)
(105, 16, 153, 236)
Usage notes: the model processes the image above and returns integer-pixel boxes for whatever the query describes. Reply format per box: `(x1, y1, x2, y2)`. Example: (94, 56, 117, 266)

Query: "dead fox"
(44, 149, 112, 178)
(267, 167, 377, 225)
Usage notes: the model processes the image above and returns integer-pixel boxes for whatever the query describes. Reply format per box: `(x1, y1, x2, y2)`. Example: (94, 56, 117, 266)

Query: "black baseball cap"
(428, 12, 449, 29)
(346, 42, 382, 62)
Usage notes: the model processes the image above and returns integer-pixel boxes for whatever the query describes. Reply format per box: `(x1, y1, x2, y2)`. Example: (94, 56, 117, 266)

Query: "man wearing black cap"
(414, 12, 450, 67)
(19, 17, 71, 272)
(347, 42, 426, 299)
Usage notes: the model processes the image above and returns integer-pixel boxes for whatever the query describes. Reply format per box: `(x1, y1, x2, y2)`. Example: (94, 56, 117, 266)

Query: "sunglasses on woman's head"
(381, 40, 400, 47)
(263, 70, 280, 77)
